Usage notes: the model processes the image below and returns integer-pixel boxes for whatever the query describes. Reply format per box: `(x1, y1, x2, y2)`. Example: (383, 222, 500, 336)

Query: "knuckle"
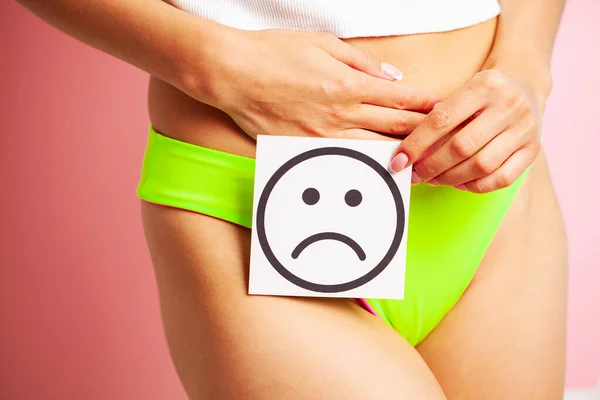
(473, 154, 495, 175)
(322, 76, 358, 99)
(496, 171, 515, 188)
(319, 78, 337, 98)
(414, 162, 435, 179)
(514, 116, 540, 145)
(529, 140, 542, 155)
(449, 135, 475, 158)
(505, 91, 527, 113)
(428, 108, 452, 131)
(433, 171, 452, 185)
(393, 91, 408, 109)
(524, 113, 539, 131)
(337, 76, 359, 96)
(391, 115, 408, 134)
(524, 114, 540, 139)
(442, 175, 461, 186)
(471, 181, 487, 194)
(481, 69, 508, 90)
(360, 49, 375, 68)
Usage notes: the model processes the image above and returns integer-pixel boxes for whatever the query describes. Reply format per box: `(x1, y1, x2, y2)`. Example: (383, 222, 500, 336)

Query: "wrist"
(174, 18, 243, 108)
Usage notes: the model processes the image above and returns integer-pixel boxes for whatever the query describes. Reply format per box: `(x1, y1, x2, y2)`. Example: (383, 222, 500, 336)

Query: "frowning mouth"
(291, 232, 366, 261)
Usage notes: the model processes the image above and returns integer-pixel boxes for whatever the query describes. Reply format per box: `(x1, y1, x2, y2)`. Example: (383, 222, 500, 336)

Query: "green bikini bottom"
(137, 125, 526, 346)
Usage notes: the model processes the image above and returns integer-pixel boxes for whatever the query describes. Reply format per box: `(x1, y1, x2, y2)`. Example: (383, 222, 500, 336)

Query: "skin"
(17, 0, 568, 399)
(390, 0, 565, 194)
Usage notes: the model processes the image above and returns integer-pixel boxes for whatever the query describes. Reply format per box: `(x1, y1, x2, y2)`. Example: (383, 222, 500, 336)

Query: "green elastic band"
(137, 126, 256, 228)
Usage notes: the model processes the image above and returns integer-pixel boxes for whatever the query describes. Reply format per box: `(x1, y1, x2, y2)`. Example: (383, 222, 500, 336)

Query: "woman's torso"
(148, 18, 499, 157)
(146, 15, 566, 333)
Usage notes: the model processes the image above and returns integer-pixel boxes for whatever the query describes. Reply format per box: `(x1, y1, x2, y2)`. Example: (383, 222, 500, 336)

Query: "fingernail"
(411, 170, 422, 184)
(389, 152, 409, 173)
(427, 178, 440, 186)
(381, 62, 403, 81)
(455, 184, 467, 191)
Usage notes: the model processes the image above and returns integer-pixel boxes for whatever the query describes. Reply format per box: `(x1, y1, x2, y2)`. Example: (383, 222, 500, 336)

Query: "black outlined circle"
(302, 188, 320, 205)
(345, 189, 362, 207)
(255, 147, 405, 293)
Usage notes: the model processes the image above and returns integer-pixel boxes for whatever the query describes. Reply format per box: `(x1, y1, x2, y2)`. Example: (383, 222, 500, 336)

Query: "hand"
(202, 29, 440, 140)
(389, 69, 544, 193)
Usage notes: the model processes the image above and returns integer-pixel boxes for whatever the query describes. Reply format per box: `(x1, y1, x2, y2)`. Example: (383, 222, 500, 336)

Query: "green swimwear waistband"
(137, 125, 527, 346)
(137, 129, 256, 228)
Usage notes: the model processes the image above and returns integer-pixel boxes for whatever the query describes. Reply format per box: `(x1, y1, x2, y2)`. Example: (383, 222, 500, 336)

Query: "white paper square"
(249, 135, 411, 300)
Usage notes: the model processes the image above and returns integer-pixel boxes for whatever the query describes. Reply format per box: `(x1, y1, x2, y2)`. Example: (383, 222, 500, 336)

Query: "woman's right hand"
(193, 28, 441, 140)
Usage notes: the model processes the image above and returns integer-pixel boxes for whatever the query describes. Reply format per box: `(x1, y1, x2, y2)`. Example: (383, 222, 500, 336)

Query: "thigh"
(416, 150, 568, 400)
(141, 201, 447, 400)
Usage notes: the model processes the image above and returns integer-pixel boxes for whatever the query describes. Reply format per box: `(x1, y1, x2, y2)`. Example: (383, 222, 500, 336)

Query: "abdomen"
(148, 18, 498, 156)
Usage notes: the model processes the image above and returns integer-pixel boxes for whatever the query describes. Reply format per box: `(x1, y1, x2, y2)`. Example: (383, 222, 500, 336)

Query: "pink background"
(1, 1, 598, 398)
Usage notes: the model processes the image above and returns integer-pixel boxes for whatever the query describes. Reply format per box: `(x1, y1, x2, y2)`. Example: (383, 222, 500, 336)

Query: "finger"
(337, 128, 397, 141)
(326, 38, 400, 81)
(434, 127, 525, 186)
(412, 108, 507, 182)
(390, 81, 488, 172)
(409, 134, 450, 184)
(359, 77, 440, 113)
(434, 113, 537, 185)
(401, 123, 464, 182)
(349, 105, 427, 136)
(460, 147, 536, 194)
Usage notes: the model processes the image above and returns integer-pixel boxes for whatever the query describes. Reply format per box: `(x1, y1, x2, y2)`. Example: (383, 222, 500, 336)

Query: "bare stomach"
(146, 18, 558, 220)
(148, 19, 500, 158)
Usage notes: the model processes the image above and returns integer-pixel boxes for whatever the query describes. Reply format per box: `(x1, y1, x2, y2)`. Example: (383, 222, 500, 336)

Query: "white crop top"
(166, 0, 501, 38)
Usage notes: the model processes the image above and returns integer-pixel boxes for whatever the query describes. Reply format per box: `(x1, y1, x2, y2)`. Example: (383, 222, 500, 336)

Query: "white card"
(249, 135, 411, 300)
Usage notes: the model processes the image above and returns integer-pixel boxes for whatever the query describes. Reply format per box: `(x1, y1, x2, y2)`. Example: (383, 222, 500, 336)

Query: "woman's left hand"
(389, 69, 545, 193)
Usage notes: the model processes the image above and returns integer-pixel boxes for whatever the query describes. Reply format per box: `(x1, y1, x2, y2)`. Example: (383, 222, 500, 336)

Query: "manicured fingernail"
(389, 152, 409, 173)
(381, 62, 403, 81)
(427, 178, 439, 186)
(455, 184, 467, 191)
(411, 170, 422, 184)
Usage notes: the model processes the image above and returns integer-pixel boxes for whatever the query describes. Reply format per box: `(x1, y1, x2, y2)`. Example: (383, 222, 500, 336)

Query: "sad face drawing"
(255, 147, 406, 293)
